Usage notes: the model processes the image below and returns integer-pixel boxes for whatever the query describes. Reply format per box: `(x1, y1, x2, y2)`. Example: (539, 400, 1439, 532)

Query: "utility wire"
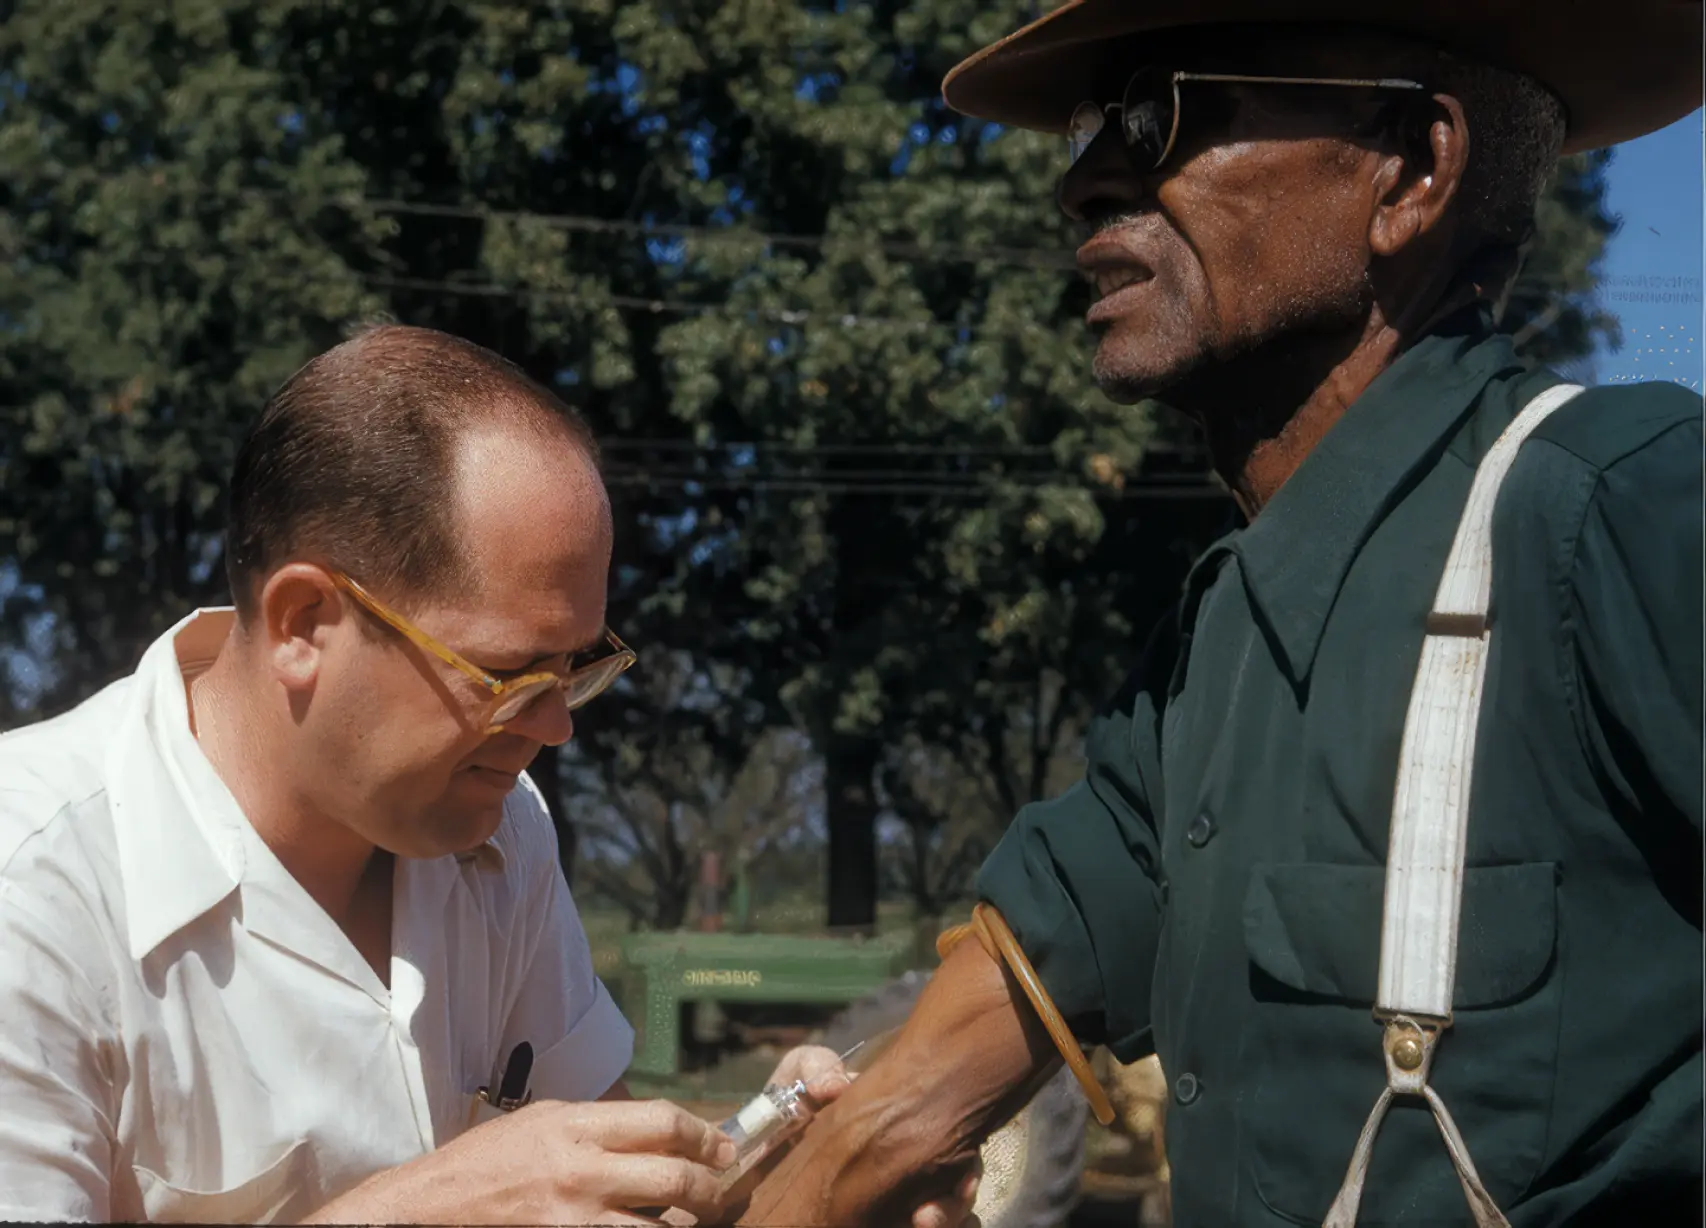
(299, 190, 1078, 271)
(597, 438, 1200, 458)
(601, 463, 1210, 485)
(368, 273, 941, 332)
(600, 473, 1226, 500)
(304, 190, 1620, 312)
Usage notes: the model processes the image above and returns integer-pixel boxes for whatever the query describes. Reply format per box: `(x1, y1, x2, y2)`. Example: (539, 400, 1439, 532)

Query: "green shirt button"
(1175, 1072, 1201, 1105)
(1186, 813, 1216, 848)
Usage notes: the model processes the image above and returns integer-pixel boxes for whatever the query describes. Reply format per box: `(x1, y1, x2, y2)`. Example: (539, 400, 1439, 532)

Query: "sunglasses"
(1068, 66, 1427, 174)
(330, 571, 636, 734)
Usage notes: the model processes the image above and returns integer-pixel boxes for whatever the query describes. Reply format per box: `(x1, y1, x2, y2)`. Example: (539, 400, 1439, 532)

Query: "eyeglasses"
(1068, 66, 1426, 174)
(330, 571, 636, 734)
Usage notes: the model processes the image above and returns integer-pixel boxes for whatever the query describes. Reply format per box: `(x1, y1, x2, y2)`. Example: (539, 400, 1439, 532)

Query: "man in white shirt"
(0, 325, 972, 1225)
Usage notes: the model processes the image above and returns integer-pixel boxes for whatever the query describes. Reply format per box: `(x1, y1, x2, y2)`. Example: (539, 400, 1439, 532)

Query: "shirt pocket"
(132, 1138, 309, 1224)
(1238, 861, 1561, 1225)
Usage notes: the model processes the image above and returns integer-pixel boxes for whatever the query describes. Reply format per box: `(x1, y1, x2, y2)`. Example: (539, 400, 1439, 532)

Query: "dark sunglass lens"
(1121, 66, 1176, 170)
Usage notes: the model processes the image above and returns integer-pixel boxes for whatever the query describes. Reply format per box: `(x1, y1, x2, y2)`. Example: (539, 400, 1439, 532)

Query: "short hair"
(1398, 45, 1567, 258)
(223, 324, 598, 619)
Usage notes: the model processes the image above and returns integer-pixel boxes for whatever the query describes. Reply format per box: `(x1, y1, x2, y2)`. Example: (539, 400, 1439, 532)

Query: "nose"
(500, 687, 576, 747)
(1057, 122, 1151, 225)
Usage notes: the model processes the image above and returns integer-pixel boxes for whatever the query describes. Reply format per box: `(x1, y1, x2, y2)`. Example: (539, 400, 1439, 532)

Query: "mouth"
(464, 764, 523, 791)
(1078, 237, 1156, 324)
(1088, 266, 1154, 299)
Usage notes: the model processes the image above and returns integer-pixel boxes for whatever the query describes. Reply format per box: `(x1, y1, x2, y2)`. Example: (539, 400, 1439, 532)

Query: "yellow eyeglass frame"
(329, 570, 636, 733)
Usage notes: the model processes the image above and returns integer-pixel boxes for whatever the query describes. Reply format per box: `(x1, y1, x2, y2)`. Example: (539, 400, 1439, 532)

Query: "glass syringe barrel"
(717, 1079, 811, 1177)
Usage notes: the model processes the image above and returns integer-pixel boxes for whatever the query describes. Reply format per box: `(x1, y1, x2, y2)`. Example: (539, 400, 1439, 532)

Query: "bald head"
(224, 324, 600, 618)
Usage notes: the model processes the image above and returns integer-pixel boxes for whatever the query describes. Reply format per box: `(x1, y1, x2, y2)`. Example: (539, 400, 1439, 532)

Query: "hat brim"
(942, 0, 1703, 154)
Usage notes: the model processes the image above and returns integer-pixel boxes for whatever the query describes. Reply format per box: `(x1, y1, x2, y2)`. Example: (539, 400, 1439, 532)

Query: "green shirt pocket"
(1243, 862, 1557, 1007)
(1237, 862, 1561, 1224)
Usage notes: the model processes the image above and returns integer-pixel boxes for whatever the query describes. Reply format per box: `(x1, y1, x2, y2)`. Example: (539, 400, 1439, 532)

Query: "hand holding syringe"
(713, 1041, 866, 1190)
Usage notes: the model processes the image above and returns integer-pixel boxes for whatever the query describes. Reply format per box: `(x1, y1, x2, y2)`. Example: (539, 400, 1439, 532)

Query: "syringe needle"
(837, 1040, 867, 1064)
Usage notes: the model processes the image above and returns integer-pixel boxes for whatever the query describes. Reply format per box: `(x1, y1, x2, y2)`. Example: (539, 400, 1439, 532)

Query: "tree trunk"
(527, 744, 576, 883)
(825, 735, 880, 932)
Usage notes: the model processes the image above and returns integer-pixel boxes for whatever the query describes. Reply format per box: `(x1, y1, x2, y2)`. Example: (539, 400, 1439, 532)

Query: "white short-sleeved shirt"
(0, 608, 634, 1223)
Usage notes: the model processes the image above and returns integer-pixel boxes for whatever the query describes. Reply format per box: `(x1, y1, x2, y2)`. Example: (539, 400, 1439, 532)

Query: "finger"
(919, 1210, 981, 1228)
(573, 1100, 737, 1169)
(805, 1072, 854, 1108)
(592, 1152, 728, 1224)
(911, 1187, 980, 1228)
(907, 1161, 984, 1228)
(769, 1044, 845, 1089)
(912, 1204, 951, 1228)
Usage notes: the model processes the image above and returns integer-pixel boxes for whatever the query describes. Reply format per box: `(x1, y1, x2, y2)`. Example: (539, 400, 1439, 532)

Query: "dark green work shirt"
(978, 320, 1703, 1227)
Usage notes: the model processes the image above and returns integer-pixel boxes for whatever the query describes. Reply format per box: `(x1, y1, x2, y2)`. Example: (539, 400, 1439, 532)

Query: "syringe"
(715, 1042, 866, 1186)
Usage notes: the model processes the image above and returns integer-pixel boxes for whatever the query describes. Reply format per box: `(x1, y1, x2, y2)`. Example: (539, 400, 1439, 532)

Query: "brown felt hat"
(941, 0, 1703, 154)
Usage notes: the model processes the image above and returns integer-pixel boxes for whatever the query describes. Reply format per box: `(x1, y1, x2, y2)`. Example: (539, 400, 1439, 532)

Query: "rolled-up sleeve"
(1569, 411, 1703, 834)
(497, 783, 634, 1104)
(975, 620, 1174, 1064)
(0, 880, 119, 1222)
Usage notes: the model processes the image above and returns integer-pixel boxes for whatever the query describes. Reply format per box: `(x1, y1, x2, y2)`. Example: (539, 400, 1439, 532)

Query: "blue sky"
(1591, 108, 1703, 390)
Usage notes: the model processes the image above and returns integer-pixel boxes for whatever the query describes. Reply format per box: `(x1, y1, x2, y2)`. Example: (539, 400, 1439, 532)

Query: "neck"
(1171, 285, 1479, 520)
(191, 644, 377, 926)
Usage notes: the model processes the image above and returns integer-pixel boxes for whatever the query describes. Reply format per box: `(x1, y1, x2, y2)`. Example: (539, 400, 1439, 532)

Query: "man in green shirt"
(741, 3, 1702, 1226)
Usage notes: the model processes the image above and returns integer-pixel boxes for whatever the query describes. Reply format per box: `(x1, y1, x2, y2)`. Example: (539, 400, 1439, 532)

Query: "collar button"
(1186, 812, 1217, 848)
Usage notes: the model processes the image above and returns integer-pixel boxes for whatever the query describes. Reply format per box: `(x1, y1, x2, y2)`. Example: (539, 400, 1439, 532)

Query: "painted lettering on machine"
(682, 969, 763, 988)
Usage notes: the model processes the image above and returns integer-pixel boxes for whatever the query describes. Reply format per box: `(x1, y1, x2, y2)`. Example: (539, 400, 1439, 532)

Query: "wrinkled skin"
(738, 25, 1481, 1227)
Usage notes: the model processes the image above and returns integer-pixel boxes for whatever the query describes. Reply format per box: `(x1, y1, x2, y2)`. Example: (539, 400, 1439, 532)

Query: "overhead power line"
(601, 463, 1209, 485)
(598, 438, 1198, 458)
(367, 273, 941, 332)
(600, 472, 1226, 500)
(369, 281, 1213, 464)
(314, 191, 1079, 271)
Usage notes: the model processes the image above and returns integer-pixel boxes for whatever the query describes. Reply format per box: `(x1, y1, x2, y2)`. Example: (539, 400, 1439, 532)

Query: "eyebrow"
(491, 631, 607, 673)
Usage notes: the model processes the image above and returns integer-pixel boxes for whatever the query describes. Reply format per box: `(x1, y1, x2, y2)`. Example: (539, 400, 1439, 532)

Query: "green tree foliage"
(0, 0, 1625, 925)
(0, 2, 387, 705)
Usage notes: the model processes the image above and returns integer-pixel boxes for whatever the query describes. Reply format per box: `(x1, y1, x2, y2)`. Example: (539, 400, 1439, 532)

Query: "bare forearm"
(737, 939, 1060, 1226)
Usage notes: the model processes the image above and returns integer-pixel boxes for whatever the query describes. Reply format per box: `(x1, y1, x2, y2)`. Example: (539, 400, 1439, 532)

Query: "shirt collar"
(1221, 316, 1530, 686)
(109, 608, 247, 961)
(109, 607, 505, 965)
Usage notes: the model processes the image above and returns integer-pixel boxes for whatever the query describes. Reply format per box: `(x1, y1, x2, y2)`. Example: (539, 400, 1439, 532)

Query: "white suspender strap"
(1324, 383, 1586, 1228)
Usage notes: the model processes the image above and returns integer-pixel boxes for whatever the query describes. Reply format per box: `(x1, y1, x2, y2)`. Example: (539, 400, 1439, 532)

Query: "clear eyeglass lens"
(490, 678, 559, 727)
(562, 656, 630, 711)
(1066, 101, 1105, 164)
(485, 651, 633, 729)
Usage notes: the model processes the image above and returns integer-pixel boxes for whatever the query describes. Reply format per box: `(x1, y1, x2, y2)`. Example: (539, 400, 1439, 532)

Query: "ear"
(255, 563, 342, 694)
(1367, 93, 1469, 258)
